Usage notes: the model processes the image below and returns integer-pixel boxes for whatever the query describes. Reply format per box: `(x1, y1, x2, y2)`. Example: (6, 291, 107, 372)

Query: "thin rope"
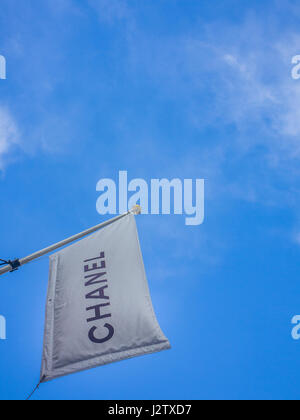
(0, 259, 9, 266)
(26, 376, 46, 401)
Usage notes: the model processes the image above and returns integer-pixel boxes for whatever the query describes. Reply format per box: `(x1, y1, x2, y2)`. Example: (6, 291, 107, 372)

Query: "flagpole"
(0, 205, 141, 277)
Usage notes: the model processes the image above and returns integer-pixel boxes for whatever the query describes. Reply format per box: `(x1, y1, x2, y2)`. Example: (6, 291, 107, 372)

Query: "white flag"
(40, 213, 170, 382)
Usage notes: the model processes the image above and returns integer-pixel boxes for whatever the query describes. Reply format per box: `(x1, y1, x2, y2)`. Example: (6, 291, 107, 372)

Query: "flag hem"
(42, 340, 171, 382)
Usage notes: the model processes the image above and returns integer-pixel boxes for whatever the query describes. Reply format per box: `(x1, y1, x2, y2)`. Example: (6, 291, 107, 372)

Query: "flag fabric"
(40, 213, 170, 382)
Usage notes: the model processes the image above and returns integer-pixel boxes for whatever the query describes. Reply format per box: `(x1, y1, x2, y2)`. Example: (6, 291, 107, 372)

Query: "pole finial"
(130, 205, 142, 215)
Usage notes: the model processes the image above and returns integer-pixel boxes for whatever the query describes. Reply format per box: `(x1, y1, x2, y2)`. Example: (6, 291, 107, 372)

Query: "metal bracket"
(0, 258, 21, 272)
(9, 259, 21, 272)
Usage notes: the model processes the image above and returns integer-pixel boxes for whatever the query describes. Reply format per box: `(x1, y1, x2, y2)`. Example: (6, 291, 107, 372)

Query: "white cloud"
(0, 107, 19, 171)
(216, 32, 300, 146)
(100, 7, 300, 246)
(120, 11, 300, 180)
(123, 12, 300, 152)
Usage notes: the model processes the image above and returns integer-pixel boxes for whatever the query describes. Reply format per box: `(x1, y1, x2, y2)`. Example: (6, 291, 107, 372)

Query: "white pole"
(0, 206, 141, 276)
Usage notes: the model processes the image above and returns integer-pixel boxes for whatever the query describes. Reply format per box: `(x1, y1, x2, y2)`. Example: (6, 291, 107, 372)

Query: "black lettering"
(85, 285, 110, 300)
(84, 260, 106, 272)
(84, 271, 107, 286)
(88, 324, 114, 344)
(86, 303, 111, 322)
(84, 252, 105, 263)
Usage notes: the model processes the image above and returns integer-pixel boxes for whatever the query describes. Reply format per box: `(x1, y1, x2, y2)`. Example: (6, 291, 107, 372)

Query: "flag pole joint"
(130, 205, 142, 215)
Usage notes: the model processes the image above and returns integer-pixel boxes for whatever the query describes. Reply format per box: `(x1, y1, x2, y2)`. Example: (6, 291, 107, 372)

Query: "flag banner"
(40, 213, 170, 382)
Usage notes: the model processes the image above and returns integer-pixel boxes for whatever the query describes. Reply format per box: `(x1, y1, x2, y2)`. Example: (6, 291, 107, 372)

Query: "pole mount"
(9, 259, 21, 272)
(0, 258, 21, 272)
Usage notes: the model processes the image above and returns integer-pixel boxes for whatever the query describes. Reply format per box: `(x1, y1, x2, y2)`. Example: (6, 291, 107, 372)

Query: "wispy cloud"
(123, 11, 299, 139)
(1, 0, 300, 244)
(118, 10, 300, 189)
(0, 106, 19, 171)
(0, 0, 88, 169)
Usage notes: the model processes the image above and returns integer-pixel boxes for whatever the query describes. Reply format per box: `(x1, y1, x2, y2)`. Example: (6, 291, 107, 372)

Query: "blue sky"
(1, 0, 300, 400)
